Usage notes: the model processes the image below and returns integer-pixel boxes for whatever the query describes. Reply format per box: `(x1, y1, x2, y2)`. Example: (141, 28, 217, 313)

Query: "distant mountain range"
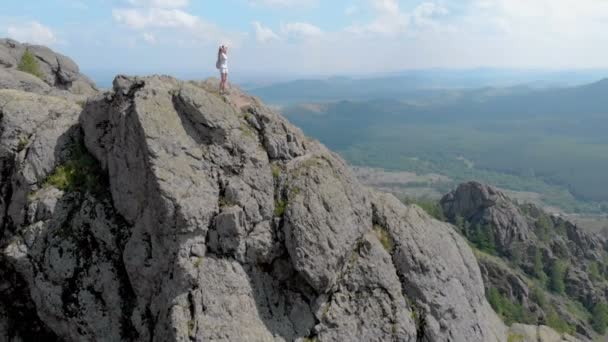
(249, 69, 608, 105)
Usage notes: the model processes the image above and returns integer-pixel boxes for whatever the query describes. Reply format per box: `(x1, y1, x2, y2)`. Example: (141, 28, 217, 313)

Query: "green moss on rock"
(45, 141, 106, 194)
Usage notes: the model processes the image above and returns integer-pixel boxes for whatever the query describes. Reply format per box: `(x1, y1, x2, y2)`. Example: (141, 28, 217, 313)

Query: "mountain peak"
(0, 45, 585, 342)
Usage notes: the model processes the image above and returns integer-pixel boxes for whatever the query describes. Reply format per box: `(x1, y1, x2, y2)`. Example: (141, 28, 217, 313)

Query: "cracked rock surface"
(0, 57, 573, 341)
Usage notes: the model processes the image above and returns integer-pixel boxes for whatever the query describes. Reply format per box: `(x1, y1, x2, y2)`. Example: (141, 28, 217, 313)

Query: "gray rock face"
(0, 38, 97, 97)
(0, 70, 549, 341)
(283, 154, 372, 292)
(0, 88, 137, 341)
(0, 89, 82, 236)
(315, 232, 417, 341)
(441, 181, 534, 253)
(372, 191, 508, 342)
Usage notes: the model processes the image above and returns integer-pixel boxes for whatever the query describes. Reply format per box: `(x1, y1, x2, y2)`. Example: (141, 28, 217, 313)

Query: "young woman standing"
(217, 45, 229, 94)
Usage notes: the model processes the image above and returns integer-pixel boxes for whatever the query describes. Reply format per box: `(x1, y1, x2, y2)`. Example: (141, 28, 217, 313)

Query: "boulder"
(0, 38, 97, 97)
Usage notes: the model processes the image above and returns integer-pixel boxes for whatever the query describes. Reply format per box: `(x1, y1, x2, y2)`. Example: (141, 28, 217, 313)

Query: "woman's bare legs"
(220, 72, 228, 94)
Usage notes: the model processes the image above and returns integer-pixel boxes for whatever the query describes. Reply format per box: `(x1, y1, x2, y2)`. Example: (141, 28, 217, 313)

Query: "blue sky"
(2, 0, 608, 83)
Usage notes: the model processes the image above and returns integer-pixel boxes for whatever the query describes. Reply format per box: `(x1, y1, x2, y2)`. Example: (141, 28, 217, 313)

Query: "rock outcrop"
(0, 39, 97, 98)
(0, 74, 509, 341)
(442, 182, 606, 341)
(0, 43, 581, 342)
(441, 182, 535, 254)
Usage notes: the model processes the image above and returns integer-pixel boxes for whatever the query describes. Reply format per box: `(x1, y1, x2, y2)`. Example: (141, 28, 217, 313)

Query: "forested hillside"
(276, 79, 608, 212)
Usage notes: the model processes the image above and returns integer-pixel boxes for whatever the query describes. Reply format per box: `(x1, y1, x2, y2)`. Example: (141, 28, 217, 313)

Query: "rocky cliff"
(0, 41, 579, 342)
(442, 182, 608, 340)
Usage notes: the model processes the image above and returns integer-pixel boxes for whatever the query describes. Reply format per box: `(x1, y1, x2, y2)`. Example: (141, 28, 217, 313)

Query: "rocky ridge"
(0, 41, 579, 342)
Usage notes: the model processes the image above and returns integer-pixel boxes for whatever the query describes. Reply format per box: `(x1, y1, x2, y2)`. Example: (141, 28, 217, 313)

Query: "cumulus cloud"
(252, 21, 280, 43)
(252, 21, 322, 43)
(112, 1, 240, 47)
(7, 21, 57, 45)
(281, 22, 323, 38)
(346, 1, 448, 35)
(346, 0, 408, 35)
(56, 0, 608, 75)
(113, 8, 199, 29)
(468, 0, 608, 38)
(370, 0, 400, 15)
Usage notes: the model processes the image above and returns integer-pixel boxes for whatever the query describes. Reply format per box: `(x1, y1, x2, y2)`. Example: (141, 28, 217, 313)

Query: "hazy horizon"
(83, 66, 608, 90)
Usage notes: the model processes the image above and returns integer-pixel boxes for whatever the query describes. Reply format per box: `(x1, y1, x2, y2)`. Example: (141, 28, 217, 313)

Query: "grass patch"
(373, 224, 395, 253)
(409, 301, 427, 340)
(507, 333, 525, 342)
(17, 49, 44, 79)
(271, 163, 281, 180)
(290, 186, 301, 197)
(274, 199, 287, 217)
(239, 122, 256, 139)
(300, 156, 324, 169)
(218, 196, 236, 208)
(17, 135, 29, 151)
(188, 320, 195, 335)
(44, 141, 105, 194)
(402, 197, 446, 221)
(193, 257, 204, 268)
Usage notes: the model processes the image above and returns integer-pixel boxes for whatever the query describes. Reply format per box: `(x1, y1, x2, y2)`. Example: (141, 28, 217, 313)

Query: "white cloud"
(7, 21, 57, 45)
(281, 22, 323, 38)
(251, 21, 322, 43)
(411, 2, 449, 30)
(468, 0, 608, 38)
(112, 3, 241, 48)
(113, 8, 199, 30)
(346, 0, 407, 35)
(127, 0, 189, 8)
(56, 0, 608, 75)
(252, 21, 280, 43)
(370, 0, 400, 15)
(248, 0, 317, 8)
(346, 1, 448, 35)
